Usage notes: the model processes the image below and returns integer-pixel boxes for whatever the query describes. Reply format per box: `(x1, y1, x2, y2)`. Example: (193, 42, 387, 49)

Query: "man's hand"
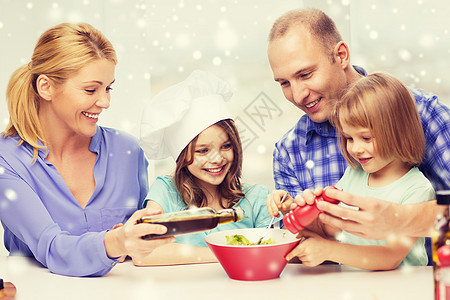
(316, 188, 438, 239)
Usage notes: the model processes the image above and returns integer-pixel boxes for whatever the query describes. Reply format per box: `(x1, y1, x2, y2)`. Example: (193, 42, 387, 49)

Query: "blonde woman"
(0, 23, 173, 277)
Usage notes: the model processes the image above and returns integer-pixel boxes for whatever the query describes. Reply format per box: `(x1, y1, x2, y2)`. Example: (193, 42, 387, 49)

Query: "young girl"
(136, 70, 274, 265)
(272, 73, 435, 270)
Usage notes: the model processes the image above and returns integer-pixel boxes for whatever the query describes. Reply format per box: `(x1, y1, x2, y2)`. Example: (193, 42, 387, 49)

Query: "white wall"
(0, 226, 6, 256)
(0, 0, 448, 253)
(0, 0, 448, 191)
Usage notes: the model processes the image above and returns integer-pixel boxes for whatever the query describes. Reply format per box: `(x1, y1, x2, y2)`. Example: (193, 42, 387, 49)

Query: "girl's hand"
(286, 229, 331, 267)
(266, 190, 294, 217)
(105, 207, 175, 259)
(292, 188, 319, 207)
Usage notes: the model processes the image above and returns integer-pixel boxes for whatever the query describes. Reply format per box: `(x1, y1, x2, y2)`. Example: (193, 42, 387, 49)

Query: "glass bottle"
(0, 278, 17, 298)
(433, 190, 450, 300)
(138, 206, 244, 240)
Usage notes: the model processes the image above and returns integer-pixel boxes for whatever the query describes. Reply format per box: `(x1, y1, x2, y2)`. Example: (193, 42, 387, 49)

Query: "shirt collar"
(89, 126, 101, 154)
(37, 140, 49, 160)
(305, 119, 337, 140)
(353, 65, 368, 76)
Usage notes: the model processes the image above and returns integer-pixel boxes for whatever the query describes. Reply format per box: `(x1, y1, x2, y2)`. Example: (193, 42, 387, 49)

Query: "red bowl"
(205, 228, 300, 281)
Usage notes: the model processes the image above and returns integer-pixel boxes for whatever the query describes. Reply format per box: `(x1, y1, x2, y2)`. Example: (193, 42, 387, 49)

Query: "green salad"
(225, 234, 276, 245)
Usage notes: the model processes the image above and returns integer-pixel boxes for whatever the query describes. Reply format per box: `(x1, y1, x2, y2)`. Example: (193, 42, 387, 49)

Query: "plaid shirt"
(273, 67, 450, 197)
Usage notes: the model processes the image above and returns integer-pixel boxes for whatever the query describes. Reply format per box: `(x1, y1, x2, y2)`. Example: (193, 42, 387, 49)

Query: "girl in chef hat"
(134, 70, 274, 266)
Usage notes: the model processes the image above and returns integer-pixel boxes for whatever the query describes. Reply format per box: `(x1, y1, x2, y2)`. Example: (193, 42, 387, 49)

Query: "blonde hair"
(3, 23, 117, 162)
(331, 73, 425, 168)
(269, 8, 342, 63)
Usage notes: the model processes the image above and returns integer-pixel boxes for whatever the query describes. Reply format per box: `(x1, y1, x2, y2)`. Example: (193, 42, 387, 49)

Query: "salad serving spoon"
(256, 192, 289, 245)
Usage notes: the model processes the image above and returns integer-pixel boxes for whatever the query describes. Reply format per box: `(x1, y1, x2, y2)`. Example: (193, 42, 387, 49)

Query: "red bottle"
(437, 245, 450, 300)
(283, 186, 339, 234)
(433, 190, 450, 300)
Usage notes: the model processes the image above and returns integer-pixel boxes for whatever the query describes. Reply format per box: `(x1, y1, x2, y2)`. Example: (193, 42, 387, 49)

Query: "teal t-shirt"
(144, 176, 274, 247)
(336, 166, 435, 266)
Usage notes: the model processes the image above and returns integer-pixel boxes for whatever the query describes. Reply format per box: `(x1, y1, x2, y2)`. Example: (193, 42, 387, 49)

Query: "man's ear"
(35, 74, 53, 101)
(333, 41, 350, 69)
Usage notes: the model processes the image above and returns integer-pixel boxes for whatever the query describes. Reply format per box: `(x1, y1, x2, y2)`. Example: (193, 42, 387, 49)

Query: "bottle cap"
(437, 190, 450, 205)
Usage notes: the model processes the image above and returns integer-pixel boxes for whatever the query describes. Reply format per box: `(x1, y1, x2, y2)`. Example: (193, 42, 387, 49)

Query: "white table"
(0, 255, 433, 300)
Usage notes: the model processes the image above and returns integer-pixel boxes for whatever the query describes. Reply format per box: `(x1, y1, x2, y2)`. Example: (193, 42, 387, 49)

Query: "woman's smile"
(82, 111, 100, 121)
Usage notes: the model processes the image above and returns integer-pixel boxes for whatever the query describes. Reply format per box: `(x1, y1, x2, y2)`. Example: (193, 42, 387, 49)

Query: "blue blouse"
(0, 126, 148, 277)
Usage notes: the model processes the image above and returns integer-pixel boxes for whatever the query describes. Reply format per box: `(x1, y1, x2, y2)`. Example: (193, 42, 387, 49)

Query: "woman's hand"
(104, 206, 175, 259)
(110, 223, 126, 262)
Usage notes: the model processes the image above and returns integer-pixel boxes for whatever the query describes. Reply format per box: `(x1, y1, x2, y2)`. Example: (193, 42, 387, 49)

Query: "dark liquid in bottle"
(140, 215, 234, 240)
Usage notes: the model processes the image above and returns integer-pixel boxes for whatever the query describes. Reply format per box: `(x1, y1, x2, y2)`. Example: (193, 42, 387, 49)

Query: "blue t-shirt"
(0, 126, 149, 276)
(145, 176, 274, 247)
(336, 166, 435, 266)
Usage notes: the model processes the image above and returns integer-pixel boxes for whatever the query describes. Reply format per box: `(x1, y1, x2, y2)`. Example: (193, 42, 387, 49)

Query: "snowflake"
(192, 50, 202, 60)
(5, 189, 18, 201)
(305, 160, 315, 169)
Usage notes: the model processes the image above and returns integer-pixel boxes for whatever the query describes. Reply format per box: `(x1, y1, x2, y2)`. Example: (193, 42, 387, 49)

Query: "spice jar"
(283, 186, 339, 234)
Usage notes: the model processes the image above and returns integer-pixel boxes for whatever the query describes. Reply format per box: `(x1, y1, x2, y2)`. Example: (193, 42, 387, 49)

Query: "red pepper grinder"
(283, 186, 339, 234)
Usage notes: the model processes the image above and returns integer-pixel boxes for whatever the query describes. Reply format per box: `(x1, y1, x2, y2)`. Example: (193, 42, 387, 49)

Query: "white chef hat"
(140, 70, 233, 161)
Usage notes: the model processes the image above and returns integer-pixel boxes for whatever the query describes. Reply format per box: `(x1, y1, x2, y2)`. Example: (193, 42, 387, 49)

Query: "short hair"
(331, 73, 425, 168)
(3, 23, 117, 162)
(269, 8, 343, 62)
(174, 119, 244, 208)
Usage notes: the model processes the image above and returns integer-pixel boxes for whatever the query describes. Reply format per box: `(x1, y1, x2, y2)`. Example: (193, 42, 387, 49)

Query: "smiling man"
(266, 8, 450, 241)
